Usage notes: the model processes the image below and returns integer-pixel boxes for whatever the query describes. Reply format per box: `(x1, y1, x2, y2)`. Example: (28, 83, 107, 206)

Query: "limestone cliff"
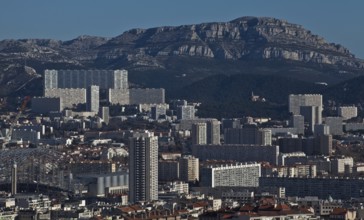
(0, 16, 363, 96)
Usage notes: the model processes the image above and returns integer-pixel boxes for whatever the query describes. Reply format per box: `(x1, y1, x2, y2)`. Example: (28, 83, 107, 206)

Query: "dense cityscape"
(0, 68, 364, 219)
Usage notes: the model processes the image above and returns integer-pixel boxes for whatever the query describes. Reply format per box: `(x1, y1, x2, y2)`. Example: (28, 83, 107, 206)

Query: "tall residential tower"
(129, 131, 158, 203)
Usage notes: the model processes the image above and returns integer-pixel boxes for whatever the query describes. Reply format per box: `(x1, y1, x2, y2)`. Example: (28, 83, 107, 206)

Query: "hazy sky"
(1, 0, 363, 58)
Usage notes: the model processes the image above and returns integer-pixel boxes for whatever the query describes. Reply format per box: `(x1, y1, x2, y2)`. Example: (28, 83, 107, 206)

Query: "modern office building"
(201, 163, 261, 187)
(192, 144, 279, 165)
(86, 85, 99, 112)
(129, 131, 158, 203)
(179, 155, 199, 182)
(338, 106, 357, 120)
(191, 123, 207, 145)
(108, 88, 129, 105)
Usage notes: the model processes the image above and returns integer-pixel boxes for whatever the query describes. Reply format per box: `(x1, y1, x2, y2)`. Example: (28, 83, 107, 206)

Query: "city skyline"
(1, 1, 364, 58)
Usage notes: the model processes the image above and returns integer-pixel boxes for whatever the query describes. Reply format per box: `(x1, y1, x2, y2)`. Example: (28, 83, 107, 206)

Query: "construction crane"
(2, 96, 31, 149)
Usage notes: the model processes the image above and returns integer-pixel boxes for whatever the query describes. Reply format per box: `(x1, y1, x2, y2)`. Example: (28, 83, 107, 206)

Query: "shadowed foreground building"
(192, 144, 279, 165)
(259, 176, 364, 200)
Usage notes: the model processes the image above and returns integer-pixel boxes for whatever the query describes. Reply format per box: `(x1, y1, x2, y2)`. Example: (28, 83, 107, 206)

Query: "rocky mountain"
(1, 16, 364, 97)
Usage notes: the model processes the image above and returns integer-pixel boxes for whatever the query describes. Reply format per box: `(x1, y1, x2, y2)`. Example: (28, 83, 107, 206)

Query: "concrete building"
(11, 162, 17, 195)
(98, 106, 110, 125)
(179, 155, 199, 182)
(129, 88, 165, 104)
(44, 88, 86, 109)
(177, 105, 195, 120)
(314, 124, 330, 136)
(11, 129, 39, 143)
(345, 123, 364, 132)
(256, 129, 272, 146)
(158, 160, 180, 182)
(224, 126, 271, 146)
(86, 85, 99, 112)
(262, 164, 316, 178)
(324, 117, 343, 136)
(289, 115, 305, 135)
(191, 123, 207, 145)
(129, 131, 158, 203)
(77, 172, 128, 197)
(315, 134, 332, 156)
(278, 137, 303, 153)
(338, 106, 357, 120)
(300, 106, 322, 134)
(222, 118, 242, 130)
(289, 94, 323, 116)
(108, 89, 129, 104)
(31, 97, 62, 114)
(278, 152, 307, 166)
(331, 157, 354, 175)
(44, 69, 128, 89)
(192, 144, 279, 165)
(201, 163, 261, 187)
(206, 119, 221, 145)
(151, 105, 167, 120)
(260, 176, 364, 200)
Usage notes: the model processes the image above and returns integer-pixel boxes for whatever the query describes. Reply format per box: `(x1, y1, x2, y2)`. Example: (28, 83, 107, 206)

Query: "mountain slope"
(0, 16, 364, 98)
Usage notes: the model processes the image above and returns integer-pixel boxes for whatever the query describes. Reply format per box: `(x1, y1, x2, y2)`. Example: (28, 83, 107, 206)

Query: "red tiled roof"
(331, 207, 347, 215)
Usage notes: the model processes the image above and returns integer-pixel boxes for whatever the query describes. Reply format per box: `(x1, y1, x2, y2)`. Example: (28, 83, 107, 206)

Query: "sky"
(1, 0, 363, 58)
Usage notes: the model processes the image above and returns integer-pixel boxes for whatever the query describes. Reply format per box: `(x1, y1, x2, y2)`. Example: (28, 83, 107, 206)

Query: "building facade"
(289, 94, 323, 116)
(192, 144, 279, 165)
(191, 123, 207, 145)
(44, 69, 128, 90)
(129, 131, 158, 203)
(201, 163, 261, 187)
(224, 126, 271, 146)
(338, 106, 357, 120)
(177, 106, 195, 120)
(86, 85, 99, 112)
(129, 88, 165, 104)
(179, 155, 199, 182)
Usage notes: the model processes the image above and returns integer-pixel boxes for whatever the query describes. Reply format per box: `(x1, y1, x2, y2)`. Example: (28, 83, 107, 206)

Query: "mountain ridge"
(0, 16, 364, 98)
